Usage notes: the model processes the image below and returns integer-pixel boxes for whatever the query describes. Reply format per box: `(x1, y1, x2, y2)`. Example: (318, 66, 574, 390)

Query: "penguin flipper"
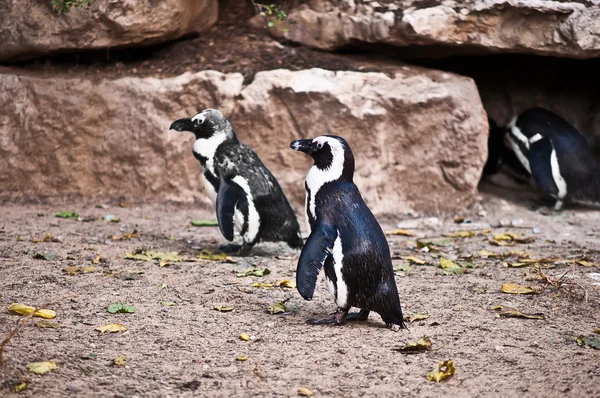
(216, 178, 248, 242)
(528, 139, 560, 197)
(296, 221, 337, 301)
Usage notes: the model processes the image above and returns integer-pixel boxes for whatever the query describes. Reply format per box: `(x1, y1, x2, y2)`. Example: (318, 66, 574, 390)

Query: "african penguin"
(290, 135, 405, 329)
(507, 107, 600, 210)
(482, 118, 533, 189)
(170, 109, 303, 255)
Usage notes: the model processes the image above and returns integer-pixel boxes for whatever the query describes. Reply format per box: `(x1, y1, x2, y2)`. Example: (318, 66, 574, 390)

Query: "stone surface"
(267, 0, 600, 59)
(0, 62, 487, 215)
(0, 0, 218, 61)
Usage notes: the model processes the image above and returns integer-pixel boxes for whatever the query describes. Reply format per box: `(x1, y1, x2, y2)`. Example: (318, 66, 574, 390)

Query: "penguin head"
(169, 108, 234, 140)
(290, 135, 355, 181)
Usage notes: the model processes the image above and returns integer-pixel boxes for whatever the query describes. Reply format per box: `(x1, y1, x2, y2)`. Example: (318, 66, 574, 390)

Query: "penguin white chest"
(201, 172, 218, 204)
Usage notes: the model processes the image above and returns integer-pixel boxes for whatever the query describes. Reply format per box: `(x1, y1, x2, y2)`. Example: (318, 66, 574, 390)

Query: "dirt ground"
(1, 186, 599, 398)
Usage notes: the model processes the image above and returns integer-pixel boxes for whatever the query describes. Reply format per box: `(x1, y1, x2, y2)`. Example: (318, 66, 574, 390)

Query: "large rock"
(267, 0, 600, 59)
(0, 63, 487, 215)
(0, 0, 218, 61)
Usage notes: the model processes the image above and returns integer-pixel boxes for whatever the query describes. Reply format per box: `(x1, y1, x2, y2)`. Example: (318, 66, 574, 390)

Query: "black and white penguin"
(290, 135, 405, 329)
(506, 107, 600, 210)
(170, 109, 303, 255)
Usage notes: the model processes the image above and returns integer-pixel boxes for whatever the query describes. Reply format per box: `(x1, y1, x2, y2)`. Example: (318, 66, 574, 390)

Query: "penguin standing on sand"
(506, 107, 600, 210)
(290, 135, 405, 329)
(170, 109, 303, 255)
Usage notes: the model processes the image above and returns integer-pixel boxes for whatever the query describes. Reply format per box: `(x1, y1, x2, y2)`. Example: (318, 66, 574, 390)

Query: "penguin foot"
(219, 243, 242, 254)
(346, 309, 370, 322)
(307, 308, 348, 326)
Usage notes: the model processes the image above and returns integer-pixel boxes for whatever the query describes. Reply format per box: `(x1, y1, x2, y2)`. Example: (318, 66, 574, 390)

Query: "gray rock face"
(267, 0, 600, 58)
(0, 62, 487, 215)
(0, 0, 218, 61)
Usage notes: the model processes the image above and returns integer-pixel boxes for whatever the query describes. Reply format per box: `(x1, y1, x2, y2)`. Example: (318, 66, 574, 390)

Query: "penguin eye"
(316, 142, 323, 149)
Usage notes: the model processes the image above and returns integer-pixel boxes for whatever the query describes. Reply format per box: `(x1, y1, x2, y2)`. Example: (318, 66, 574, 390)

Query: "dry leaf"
(275, 279, 296, 288)
(236, 355, 248, 361)
(92, 255, 102, 264)
(426, 360, 455, 383)
(240, 333, 250, 341)
(27, 361, 56, 374)
(478, 250, 507, 258)
(214, 305, 233, 312)
(298, 387, 314, 397)
(251, 283, 273, 288)
(405, 256, 427, 265)
(576, 260, 598, 267)
(31, 233, 60, 243)
(439, 258, 464, 275)
(395, 336, 432, 353)
(8, 303, 56, 319)
(386, 229, 415, 237)
(14, 382, 27, 392)
(594, 328, 600, 334)
(405, 313, 429, 323)
(492, 306, 545, 320)
(267, 301, 286, 314)
(113, 355, 126, 367)
(505, 262, 528, 268)
(125, 251, 181, 263)
(576, 336, 600, 349)
(36, 320, 59, 329)
(161, 301, 176, 307)
(95, 323, 128, 333)
(444, 231, 475, 238)
(198, 250, 231, 262)
(501, 283, 539, 295)
(236, 268, 270, 277)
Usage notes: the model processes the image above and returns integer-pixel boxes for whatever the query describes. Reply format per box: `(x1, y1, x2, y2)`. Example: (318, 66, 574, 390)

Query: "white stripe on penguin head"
(305, 136, 346, 220)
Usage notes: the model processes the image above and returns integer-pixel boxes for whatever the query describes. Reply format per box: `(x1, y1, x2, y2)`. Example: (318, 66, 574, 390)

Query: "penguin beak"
(290, 139, 314, 154)
(169, 118, 194, 132)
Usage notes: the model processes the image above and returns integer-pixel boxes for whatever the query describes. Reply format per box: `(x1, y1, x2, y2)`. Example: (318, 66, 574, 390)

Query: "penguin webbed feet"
(528, 196, 565, 214)
(346, 309, 370, 322)
(307, 308, 349, 326)
(218, 243, 254, 257)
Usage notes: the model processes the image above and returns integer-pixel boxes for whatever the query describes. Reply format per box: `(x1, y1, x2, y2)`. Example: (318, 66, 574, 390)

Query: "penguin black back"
(290, 135, 405, 329)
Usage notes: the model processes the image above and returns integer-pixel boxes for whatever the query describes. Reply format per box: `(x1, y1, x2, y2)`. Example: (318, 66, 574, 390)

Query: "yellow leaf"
(198, 250, 231, 262)
(113, 355, 126, 367)
(405, 256, 426, 265)
(576, 260, 598, 267)
(240, 333, 250, 341)
(236, 355, 248, 361)
(501, 283, 539, 295)
(395, 336, 432, 353)
(14, 382, 27, 392)
(593, 328, 600, 334)
(478, 250, 506, 258)
(444, 231, 475, 238)
(405, 313, 429, 322)
(95, 323, 128, 333)
(492, 306, 545, 320)
(426, 360, 455, 383)
(505, 262, 528, 268)
(386, 229, 415, 237)
(214, 305, 234, 312)
(267, 301, 286, 314)
(26, 361, 56, 374)
(275, 279, 296, 288)
(8, 303, 56, 319)
(82, 266, 96, 273)
(298, 387, 314, 397)
(36, 320, 59, 329)
(92, 255, 102, 264)
(251, 283, 273, 288)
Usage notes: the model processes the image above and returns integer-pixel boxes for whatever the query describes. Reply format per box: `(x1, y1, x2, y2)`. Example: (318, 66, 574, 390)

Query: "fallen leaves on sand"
(27, 361, 56, 374)
(14, 383, 27, 392)
(386, 229, 415, 237)
(113, 355, 127, 367)
(107, 303, 135, 314)
(252, 283, 273, 288)
(501, 283, 539, 295)
(112, 230, 140, 241)
(275, 279, 296, 288)
(426, 360, 455, 383)
(27, 250, 56, 260)
(96, 323, 128, 334)
(236, 268, 271, 277)
(405, 256, 427, 265)
(478, 250, 509, 258)
(405, 313, 430, 323)
(63, 265, 96, 275)
(417, 239, 452, 252)
(393, 264, 412, 276)
(190, 220, 218, 227)
(55, 211, 78, 219)
(31, 233, 60, 243)
(576, 336, 600, 350)
(490, 232, 534, 246)
(198, 250, 231, 262)
(267, 301, 286, 314)
(439, 258, 464, 275)
(298, 387, 314, 396)
(236, 355, 248, 361)
(214, 305, 234, 312)
(443, 230, 489, 238)
(8, 303, 56, 319)
(594, 328, 600, 334)
(161, 301, 176, 307)
(125, 250, 181, 266)
(491, 306, 545, 320)
(394, 336, 432, 353)
(240, 333, 250, 341)
(576, 260, 599, 267)
(36, 320, 59, 329)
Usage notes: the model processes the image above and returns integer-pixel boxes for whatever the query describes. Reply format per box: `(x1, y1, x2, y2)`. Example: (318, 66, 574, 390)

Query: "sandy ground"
(1, 188, 600, 397)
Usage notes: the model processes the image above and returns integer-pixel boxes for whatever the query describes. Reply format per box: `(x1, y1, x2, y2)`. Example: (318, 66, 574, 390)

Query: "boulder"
(0, 62, 487, 215)
(0, 0, 218, 61)
(266, 0, 600, 59)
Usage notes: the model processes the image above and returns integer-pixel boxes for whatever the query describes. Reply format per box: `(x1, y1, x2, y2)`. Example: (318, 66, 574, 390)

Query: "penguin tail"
(381, 310, 407, 330)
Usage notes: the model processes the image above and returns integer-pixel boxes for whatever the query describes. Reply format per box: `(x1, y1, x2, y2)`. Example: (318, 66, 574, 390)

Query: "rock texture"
(268, 0, 600, 59)
(0, 0, 218, 61)
(0, 63, 487, 215)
